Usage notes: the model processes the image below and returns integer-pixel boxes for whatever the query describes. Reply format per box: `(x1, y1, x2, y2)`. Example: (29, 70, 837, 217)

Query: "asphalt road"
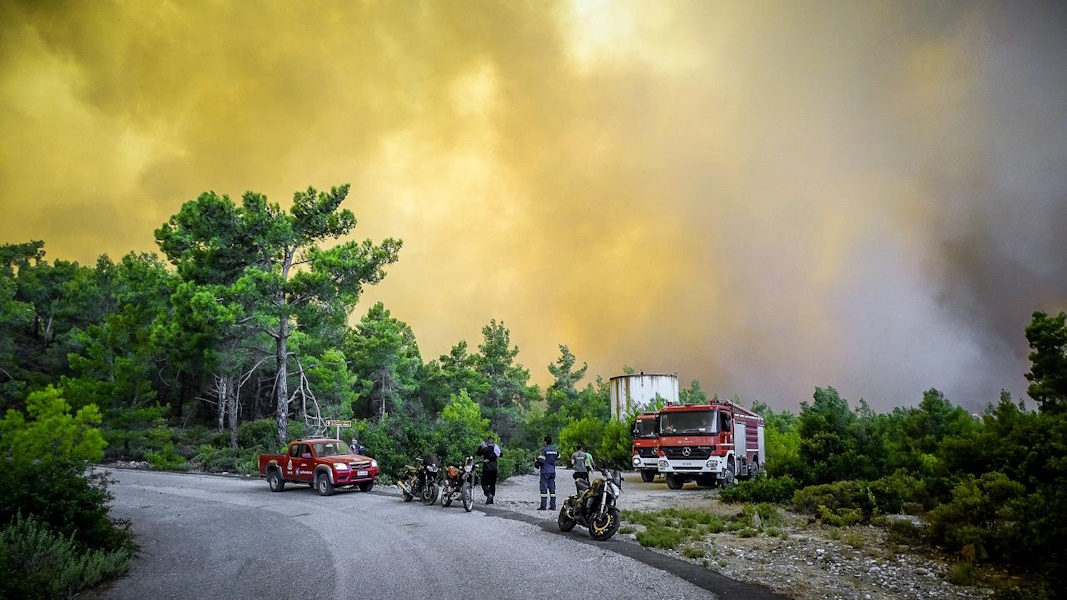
(94, 469, 786, 600)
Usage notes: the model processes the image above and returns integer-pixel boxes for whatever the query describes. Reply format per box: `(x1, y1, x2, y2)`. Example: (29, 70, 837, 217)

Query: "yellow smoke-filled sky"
(2, 1, 1066, 411)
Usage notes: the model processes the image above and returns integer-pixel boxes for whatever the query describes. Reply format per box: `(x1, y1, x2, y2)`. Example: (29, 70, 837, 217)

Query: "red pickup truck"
(258, 438, 379, 496)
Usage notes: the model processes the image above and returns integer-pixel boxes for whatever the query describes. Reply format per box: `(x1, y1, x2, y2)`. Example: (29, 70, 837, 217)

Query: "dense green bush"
(0, 513, 132, 600)
(719, 473, 799, 504)
(792, 480, 877, 525)
(145, 442, 187, 470)
(237, 418, 284, 452)
(497, 446, 536, 481)
(926, 472, 1027, 561)
(190, 446, 258, 475)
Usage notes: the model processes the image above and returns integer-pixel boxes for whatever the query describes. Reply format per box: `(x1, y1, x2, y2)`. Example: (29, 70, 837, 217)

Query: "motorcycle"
(440, 456, 478, 512)
(557, 469, 623, 541)
(397, 456, 441, 505)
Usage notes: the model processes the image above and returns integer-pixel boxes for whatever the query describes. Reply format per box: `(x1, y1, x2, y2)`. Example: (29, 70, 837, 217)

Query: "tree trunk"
(228, 380, 239, 451)
(217, 376, 227, 433)
(274, 248, 296, 447)
(275, 325, 289, 446)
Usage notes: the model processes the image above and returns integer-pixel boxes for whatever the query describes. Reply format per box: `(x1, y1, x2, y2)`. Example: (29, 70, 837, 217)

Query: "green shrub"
(818, 505, 864, 527)
(926, 472, 1029, 564)
(887, 518, 925, 546)
(237, 418, 278, 450)
(497, 446, 537, 481)
(145, 442, 187, 471)
(793, 480, 877, 525)
(0, 513, 131, 600)
(868, 470, 930, 514)
(720, 474, 798, 504)
(946, 561, 978, 586)
(636, 525, 688, 549)
(737, 527, 758, 538)
(682, 546, 706, 558)
(190, 447, 258, 475)
(0, 461, 130, 553)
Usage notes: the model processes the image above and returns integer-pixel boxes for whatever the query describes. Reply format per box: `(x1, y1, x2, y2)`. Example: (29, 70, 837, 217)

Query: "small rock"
(869, 566, 881, 574)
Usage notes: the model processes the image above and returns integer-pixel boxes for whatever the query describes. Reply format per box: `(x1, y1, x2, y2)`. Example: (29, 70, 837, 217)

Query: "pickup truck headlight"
(371, 459, 378, 468)
(334, 463, 349, 471)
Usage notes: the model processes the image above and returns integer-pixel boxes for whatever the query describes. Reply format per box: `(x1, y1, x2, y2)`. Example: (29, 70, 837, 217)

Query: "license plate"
(357, 470, 368, 477)
(681, 461, 694, 467)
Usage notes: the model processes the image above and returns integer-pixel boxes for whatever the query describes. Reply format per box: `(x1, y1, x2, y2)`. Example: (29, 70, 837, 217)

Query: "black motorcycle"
(440, 456, 478, 512)
(557, 469, 623, 541)
(398, 456, 441, 505)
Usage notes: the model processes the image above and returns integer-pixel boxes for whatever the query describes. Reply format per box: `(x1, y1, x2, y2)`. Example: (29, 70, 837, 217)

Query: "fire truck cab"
(656, 401, 764, 490)
(630, 412, 660, 482)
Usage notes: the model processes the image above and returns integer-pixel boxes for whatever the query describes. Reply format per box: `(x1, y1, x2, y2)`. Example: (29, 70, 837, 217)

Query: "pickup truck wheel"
(358, 481, 374, 493)
(316, 473, 335, 497)
(267, 469, 285, 492)
(640, 470, 656, 483)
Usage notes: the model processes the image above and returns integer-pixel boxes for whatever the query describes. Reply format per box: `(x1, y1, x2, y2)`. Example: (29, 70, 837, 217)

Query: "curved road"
(95, 469, 785, 600)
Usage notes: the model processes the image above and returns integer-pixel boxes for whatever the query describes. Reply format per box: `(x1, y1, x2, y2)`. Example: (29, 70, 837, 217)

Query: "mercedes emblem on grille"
(682, 447, 692, 457)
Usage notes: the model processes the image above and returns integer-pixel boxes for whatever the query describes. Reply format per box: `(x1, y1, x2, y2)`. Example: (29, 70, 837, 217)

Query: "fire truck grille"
(663, 446, 713, 460)
(636, 448, 658, 458)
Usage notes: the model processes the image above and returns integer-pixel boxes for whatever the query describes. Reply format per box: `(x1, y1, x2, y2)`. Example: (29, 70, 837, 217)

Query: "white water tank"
(609, 373, 680, 420)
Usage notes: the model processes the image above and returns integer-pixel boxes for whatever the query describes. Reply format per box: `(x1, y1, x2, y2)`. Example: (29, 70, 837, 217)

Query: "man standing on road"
(570, 443, 595, 491)
(534, 436, 559, 511)
(476, 436, 501, 504)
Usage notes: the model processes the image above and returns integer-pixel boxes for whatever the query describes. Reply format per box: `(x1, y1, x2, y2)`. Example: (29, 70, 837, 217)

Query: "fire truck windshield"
(634, 418, 657, 438)
(659, 410, 719, 435)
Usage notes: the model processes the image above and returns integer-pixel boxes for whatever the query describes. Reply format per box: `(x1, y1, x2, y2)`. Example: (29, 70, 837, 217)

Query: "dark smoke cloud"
(1, 0, 1064, 412)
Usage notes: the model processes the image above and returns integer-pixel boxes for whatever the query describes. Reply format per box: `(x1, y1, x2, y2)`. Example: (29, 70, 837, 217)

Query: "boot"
(487, 495, 494, 505)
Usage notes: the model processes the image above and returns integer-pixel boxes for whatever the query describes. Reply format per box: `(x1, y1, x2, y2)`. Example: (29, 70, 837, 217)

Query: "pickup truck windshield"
(659, 410, 718, 435)
(313, 441, 352, 457)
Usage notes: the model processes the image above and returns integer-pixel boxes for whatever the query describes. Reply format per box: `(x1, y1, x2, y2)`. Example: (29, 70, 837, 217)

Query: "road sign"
(324, 419, 352, 427)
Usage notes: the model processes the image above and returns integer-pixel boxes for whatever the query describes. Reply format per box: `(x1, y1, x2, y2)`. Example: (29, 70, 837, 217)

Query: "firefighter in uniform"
(534, 436, 559, 511)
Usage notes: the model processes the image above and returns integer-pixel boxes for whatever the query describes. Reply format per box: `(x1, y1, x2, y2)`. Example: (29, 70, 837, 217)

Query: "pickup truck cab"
(259, 438, 379, 496)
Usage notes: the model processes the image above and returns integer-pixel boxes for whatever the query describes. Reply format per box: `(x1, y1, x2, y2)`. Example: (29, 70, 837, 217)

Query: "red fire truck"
(630, 412, 660, 482)
(656, 401, 765, 489)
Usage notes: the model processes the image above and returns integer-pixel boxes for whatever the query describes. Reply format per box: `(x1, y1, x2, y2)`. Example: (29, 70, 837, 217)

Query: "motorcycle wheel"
(461, 482, 474, 512)
(422, 482, 438, 505)
(557, 506, 577, 532)
(589, 508, 620, 541)
(442, 485, 453, 508)
(402, 479, 414, 502)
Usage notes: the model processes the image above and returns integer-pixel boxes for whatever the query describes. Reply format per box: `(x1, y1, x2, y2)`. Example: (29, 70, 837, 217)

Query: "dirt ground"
(484, 469, 995, 600)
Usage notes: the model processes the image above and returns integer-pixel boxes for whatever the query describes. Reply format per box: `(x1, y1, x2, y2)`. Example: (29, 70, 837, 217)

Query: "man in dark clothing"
(475, 436, 501, 504)
(534, 436, 559, 511)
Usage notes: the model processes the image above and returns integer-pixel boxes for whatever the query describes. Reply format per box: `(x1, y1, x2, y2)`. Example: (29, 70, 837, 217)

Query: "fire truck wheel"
(640, 470, 655, 483)
(724, 457, 737, 486)
(666, 474, 684, 490)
